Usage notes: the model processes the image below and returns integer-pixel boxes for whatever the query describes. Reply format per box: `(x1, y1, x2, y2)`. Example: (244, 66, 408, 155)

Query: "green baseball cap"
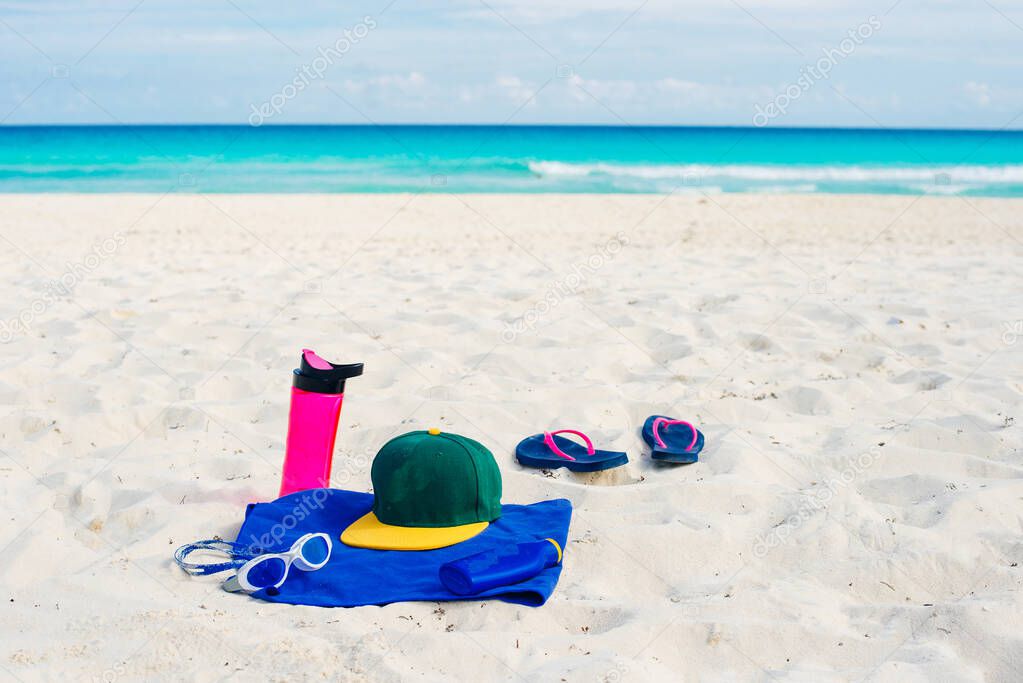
(340, 428, 502, 550)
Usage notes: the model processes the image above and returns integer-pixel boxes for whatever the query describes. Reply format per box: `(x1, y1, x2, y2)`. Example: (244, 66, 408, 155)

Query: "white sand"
(0, 193, 1020, 681)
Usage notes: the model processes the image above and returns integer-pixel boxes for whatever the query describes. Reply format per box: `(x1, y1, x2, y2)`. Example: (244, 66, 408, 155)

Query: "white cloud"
(495, 75, 539, 105)
(964, 81, 992, 107)
(565, 74, 761, 111)
(177, 31, 258, 44)
(339, 72, 426, 97)
(567, 74, 636, 103)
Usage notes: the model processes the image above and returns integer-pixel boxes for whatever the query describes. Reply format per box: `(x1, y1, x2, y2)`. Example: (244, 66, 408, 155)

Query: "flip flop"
(515, 429, 628, 472)
(642, 415, 704, 463)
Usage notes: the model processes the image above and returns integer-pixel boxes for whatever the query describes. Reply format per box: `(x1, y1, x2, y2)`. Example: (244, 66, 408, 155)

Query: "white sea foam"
(914, 183, 976, 195)
(528, 161, 1023, 184)
(756, 184, 818, 193)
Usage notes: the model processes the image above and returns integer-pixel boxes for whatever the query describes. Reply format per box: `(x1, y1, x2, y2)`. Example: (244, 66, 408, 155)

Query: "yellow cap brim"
(340, 511, 489, 551)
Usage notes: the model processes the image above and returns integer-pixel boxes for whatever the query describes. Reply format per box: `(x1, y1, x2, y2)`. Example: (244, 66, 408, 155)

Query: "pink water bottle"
(278, 349, 363, 497)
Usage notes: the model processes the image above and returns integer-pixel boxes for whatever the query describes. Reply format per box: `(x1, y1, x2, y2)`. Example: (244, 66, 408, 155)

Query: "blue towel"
(233, 488, 573, 607)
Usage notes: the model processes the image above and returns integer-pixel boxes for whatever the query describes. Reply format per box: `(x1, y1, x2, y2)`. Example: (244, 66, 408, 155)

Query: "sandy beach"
(0, 192, 1020, 681)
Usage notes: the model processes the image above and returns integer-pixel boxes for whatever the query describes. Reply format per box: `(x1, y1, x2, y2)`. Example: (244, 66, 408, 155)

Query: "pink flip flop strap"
(543, 429, 596, 462)
(652, 418, 698, 450)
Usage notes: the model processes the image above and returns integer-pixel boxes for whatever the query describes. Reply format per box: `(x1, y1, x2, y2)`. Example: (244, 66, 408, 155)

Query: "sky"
(1, 0, 1022, 128)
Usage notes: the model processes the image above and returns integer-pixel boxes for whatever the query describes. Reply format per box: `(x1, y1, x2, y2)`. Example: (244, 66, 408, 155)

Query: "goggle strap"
(174, 539, 268, 576)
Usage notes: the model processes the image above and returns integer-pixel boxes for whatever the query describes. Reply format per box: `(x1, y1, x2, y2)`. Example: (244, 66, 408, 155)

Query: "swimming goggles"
(174, 533, 332, 593)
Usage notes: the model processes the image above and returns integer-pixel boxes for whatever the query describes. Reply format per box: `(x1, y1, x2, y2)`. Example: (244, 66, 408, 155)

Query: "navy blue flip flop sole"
(642, 415, 704, 464)
(515, 433, 628, 472)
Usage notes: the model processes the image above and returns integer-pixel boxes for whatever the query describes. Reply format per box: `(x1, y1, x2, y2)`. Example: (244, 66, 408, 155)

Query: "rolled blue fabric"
(439, 539, 562, 595)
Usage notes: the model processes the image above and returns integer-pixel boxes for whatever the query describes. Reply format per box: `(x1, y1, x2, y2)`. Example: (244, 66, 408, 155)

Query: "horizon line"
(2, 122, 1022, 134)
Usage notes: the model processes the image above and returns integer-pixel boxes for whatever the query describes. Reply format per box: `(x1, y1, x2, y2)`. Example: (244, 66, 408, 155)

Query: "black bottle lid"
(292, 348, 363, 394)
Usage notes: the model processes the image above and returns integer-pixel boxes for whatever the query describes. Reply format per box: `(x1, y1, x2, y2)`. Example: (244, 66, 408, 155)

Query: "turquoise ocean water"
(1, 125, 1022, 195)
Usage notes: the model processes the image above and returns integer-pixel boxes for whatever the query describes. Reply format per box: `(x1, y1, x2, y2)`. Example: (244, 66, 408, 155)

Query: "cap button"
(427, 427, 441, 435)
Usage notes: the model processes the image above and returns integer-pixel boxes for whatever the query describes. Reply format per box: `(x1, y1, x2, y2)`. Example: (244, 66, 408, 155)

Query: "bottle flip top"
(293, 348, 363, 394)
